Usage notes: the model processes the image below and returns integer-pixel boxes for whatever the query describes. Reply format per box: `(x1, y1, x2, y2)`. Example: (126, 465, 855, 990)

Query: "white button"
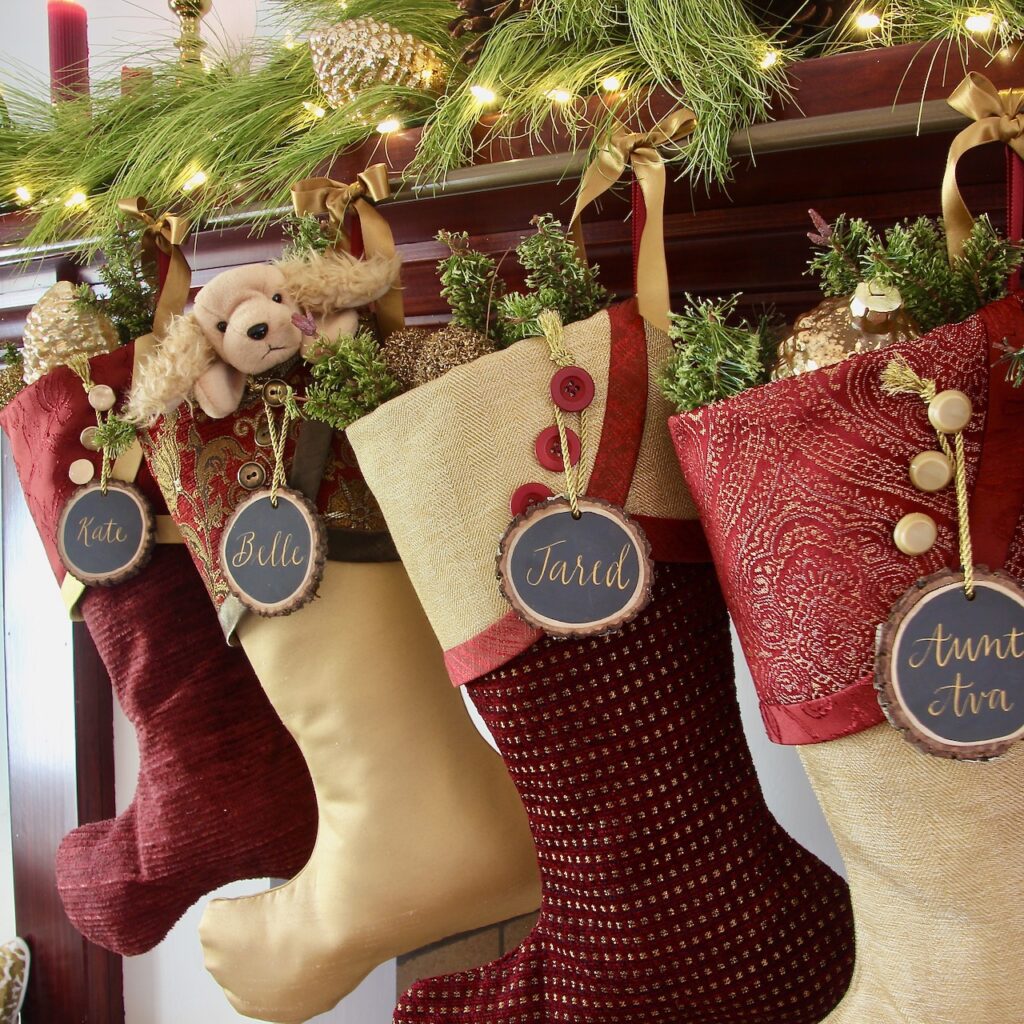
(894, 512, 937, 556)
(927, 389, 972, 434)
(88, 384, 116, 412)
(908, 450, 953, 492)
(68, 459, 95, 486)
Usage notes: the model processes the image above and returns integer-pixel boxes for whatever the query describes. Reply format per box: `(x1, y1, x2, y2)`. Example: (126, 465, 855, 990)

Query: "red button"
(535, 426, 581, 471)
(510, 482, 554, 517)
(550, 366, 595, 412)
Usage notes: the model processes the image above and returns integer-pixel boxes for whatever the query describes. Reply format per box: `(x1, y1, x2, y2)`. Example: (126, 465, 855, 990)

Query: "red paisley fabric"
(0, 346, 317, 955)
(670, 292, 1024, 745)
(395, 563, 855, 1024)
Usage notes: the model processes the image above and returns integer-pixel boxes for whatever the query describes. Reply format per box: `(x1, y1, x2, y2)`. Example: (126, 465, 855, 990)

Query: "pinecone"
(309, 17, 447, 109)
(449, 0, 535, 67)
(752, 0, 856, 45)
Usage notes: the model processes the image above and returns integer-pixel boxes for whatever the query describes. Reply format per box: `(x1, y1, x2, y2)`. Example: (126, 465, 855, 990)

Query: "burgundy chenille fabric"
(0, 345, 316, 955)
(394, 563, 855, 1024)
(669, 293, 1024, 746)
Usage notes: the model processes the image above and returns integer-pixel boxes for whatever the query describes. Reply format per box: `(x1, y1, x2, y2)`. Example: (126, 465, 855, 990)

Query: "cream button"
(88, 384, 116, 412)
(927, 389, 972, 434)
(80, 426, 101, 451)
(909, 450, 953, 492)
(68, 458, 95, 485)
(894, 512, 937, 556)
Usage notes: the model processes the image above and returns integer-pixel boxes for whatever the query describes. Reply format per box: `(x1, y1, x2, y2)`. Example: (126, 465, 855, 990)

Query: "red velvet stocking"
(395, 563, 854, 1024)
(0, 348, 317, 955)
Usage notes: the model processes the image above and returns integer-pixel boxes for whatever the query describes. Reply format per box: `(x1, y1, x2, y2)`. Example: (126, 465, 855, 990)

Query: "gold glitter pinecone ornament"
(379, 326, 431, 390)
(309, 17, 446, 109)
(773, 282, 918, 379)
(379, 324, 495, 389)
(22, 281, 119, 385)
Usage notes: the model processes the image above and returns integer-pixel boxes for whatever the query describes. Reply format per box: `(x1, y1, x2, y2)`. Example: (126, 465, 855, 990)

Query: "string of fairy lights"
(5, 2, 1020, 215)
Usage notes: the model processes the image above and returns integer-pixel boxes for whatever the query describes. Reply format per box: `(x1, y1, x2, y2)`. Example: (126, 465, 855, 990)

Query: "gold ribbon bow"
(290, 163, 404, 339)
(117, 197, 192, 338)
(943, 72, 1024, 261)
(570, 107, 697, 333)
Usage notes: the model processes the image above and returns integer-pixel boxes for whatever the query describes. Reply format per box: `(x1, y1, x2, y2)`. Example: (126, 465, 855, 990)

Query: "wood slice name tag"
(497, 496, 653, 638)
(876, 568, 1024, 760)
(219, 487, 326, 616)
(57, 481, 155, 586)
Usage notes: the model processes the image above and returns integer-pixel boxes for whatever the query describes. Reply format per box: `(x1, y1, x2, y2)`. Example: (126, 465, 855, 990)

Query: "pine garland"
(75, 228, 157, 345)
(299, 332, 401, 431)
(659, 293, 776, 412)
(807, 209, 1022, 333)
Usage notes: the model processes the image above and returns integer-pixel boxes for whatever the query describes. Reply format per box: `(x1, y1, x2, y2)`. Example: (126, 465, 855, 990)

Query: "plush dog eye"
(271, 293, 283, 303)
(216, 321, 228, 333)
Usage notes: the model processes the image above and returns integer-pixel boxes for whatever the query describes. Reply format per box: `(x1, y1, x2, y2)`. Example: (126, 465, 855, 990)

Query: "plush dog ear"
(127, 313, 215, 425)
(193, 360, 248, 419)
(276, 250, 401, 317)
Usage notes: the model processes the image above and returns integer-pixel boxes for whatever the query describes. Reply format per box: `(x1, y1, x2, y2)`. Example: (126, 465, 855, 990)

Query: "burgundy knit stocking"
(53, 546, 318, 955)
(395, 564, 854, 1024)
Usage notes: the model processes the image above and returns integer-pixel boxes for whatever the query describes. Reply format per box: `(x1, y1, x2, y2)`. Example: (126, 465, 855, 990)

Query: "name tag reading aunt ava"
(497, 496, 653, 638)
(58, 481, 155, 586)
(876, 568, 1024, 760)
(220, 487, 326, 616)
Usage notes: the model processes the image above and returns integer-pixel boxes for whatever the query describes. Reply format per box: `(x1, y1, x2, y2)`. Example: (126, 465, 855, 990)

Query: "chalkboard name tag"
(57, 481, 155, 586)
(219, 487, 326, 616)
(876, 567, 1024, 760)
(497, 496, 653, 638)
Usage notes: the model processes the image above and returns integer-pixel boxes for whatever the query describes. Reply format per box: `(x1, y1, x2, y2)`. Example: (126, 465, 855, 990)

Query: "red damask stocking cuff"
(670, 293, 1024, 745)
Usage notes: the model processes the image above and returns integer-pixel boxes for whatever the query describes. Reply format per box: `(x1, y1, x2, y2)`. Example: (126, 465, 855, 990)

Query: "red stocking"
(0, 346, 316, 955)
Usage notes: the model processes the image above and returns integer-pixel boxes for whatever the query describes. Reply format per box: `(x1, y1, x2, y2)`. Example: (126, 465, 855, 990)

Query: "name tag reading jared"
(220, 487, 326, 616)
(497, 496, 653, 638)
(876, 568, 1024, 760)
(57, 481, 155, 586)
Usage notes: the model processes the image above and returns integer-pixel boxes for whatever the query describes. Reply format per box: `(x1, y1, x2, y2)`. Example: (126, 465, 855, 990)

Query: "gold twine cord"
(538, 310, 588, 519)
(882, 355, 975, 598)
(68, 356, 115, 495)
(262, 396, 295, 508)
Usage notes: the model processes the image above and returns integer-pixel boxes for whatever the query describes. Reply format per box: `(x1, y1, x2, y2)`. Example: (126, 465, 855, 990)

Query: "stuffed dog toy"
(129, 249, 400, 422)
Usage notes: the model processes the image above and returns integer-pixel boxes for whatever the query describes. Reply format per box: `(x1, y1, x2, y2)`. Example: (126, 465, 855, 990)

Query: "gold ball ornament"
(908, 450, 953, 492)
(309, 17, 447, 109)
(773, 284, 918, 380)
(21, 282, 119, 386)
(0, 359, 26, 411)
(412, 325, 494, 386)
(378, 327, 432, 390)
(927, 389, 973, 434)
(893, 512, 937, 557)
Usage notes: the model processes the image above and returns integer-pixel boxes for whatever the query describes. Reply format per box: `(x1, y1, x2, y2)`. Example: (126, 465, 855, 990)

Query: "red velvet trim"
(971, 293, 1024, 569)
(634, 516, 710, 563)
(1008, 151, 1023, 291)
(585, 300, 649, 506)
(759, 672, 885, 745)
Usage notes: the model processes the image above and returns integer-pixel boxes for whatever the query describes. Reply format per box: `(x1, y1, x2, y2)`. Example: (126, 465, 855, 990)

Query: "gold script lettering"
(926, 674, 1015, 718)
(76, 516, 128, 546)
(231, 530, 306, 570)
(525, 540, 633, 591)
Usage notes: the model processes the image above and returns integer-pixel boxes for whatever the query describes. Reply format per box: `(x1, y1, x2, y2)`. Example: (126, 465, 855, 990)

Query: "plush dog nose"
(247, 322, 269, 341)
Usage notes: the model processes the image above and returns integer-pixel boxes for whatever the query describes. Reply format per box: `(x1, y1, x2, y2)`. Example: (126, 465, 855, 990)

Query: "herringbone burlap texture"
(346, 309, 695, 653)
(800, 723, 1024, 1023)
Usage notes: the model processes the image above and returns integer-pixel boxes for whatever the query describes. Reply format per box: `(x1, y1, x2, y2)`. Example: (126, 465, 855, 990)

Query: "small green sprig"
(299, 332, 400, 431)
(282, 215, 341, 259)
(437, 230, 506, 339)
(75, 228, 156, 346)
(93, 414, 137, 458)
(659, 294, 775, 413)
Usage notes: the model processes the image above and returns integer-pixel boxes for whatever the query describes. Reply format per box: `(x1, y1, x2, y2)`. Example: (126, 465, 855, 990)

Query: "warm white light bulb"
(65, 190, 87, 208)
(469, 84, 497, 105)
(376, 116, 402, 134)
(302, 100, 326, 118)
(283, 32, 296, 50)
(181, 170, 208, 193)
(546, 88, 573, 103)
(759, 49, 781, 70)
(965, 11, 995, 32)
(14, 186, 31, 204)
(601, 75, 622, 92)
(855, 10, 882, 29)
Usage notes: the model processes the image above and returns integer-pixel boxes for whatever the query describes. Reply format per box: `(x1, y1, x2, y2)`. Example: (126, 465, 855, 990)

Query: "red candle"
(48, 0, 89, 102)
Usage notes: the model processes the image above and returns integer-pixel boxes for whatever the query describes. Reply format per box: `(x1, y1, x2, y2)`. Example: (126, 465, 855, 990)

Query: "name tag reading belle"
(220, 487, 326, 616)
(876, 568, 1024, 760)
(58, 480, 155, 586)
(498, 496, 653, 638)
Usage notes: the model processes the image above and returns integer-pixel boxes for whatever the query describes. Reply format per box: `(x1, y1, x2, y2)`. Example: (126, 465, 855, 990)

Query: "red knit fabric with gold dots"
(394, 563, 854, 1024)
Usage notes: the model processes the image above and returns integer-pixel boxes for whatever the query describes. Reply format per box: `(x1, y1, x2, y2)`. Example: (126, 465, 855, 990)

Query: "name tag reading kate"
(220, 487, 326, 616)
(497, 496, 653, 638)
(876, 568, 1024, 760)
(57, 481, 155, 586)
